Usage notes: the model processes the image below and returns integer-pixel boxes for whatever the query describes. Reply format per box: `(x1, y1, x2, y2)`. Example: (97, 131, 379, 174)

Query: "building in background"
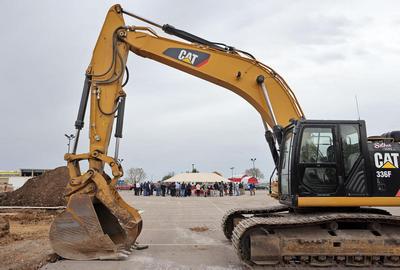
(0, 169, 48, 192)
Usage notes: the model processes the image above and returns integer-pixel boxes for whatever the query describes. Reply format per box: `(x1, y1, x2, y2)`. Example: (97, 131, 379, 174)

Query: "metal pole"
(230, 167, 234, 178)
(250, 158, 257, 178)
(65, 134, 75, 154)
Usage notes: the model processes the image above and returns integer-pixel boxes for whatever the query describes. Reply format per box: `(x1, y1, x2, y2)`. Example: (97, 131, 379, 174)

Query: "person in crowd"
(143, 182, 146, 196)
(196, 183, 201, 197)
(170, 182, 176, 197)
(202, 184, 207, 197)
(224, 183, 228, 196)
(135, 182, 140, 196)
(161, 182, 166, 197)
(175, 182, 181, 197)
(249, 183, 255, 196)
(139, 182, 143, 195)
(132, 182, 136, 195)
(235, 182, 240, 196)
(155, 181, 161, 196)
(219, 182, 224, 197)
(186, 183, 192, 197)
(149, 182, 153, 196)
(252, 183, 256, 196)
(144, 182, 150, 196)
(181, 182, 186, 197)
(213, 182, 218, 197)
(239, 182, 243, 195)
(228, 182, 233, 196)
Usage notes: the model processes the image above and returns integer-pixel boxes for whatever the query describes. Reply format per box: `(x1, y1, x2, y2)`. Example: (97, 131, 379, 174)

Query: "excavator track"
(232, 212, 400, 268)
(221, 204, 290, 240)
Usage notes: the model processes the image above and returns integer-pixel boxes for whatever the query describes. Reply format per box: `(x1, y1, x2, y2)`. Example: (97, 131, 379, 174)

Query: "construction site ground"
(42, 191, 400, 270)
(2, 191, 400, 270)
(0, 210, 60, 270)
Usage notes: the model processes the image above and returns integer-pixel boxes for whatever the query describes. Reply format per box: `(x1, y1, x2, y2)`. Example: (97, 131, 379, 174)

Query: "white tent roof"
(163, 173, 230, 183)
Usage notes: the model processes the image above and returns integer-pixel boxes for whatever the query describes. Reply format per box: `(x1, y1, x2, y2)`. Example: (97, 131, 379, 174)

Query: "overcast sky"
(1, 0, 399, 181)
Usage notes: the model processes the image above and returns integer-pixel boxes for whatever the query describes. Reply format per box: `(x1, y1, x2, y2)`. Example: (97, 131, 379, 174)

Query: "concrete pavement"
(42, 191, 400, 270)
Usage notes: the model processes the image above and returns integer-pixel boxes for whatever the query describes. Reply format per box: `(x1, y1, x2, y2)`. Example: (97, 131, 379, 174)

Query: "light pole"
(250, 158, 257, 178)
(230, 167, 235, 178)
(65, 134, 75, 154)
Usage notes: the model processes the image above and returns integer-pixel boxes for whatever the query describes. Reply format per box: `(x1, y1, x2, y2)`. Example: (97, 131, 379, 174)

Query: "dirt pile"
(0, 166, 69, 207)
(0, 216, 9, 237)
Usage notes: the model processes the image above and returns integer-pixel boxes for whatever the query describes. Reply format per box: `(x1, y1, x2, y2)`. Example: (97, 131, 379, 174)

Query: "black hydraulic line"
(161, 24, 222, 50)
(269, 167, 277, 195)
(265, 130, 279, 167)
(75, 75, 91, 130)
(122, 66, 129, 87)
(97, 97, 120, 116)
(115, 96, 126, 138)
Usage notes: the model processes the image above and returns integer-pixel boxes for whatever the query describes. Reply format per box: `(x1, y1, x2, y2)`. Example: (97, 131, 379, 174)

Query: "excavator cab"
(278, 119, 400, 208)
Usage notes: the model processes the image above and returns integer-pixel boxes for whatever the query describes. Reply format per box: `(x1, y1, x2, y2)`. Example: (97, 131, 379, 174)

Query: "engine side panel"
(368, 142, 400, 197)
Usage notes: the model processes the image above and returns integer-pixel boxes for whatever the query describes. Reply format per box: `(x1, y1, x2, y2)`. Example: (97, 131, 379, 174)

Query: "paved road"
(43, 191, 273, 270)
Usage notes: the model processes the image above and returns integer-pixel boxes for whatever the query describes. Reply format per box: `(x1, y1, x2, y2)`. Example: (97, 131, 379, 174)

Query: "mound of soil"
(0, 167, 69, 207)
(0, 216, 9, 237)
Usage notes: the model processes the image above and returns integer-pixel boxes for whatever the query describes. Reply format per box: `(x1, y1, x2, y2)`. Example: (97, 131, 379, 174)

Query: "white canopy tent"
(163, 173, 230, 183)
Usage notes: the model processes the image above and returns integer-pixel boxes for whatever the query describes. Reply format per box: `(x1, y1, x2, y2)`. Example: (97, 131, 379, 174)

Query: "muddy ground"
(0, 210, 60, 270)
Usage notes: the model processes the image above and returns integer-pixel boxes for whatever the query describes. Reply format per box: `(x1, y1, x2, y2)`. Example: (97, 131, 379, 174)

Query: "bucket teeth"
(117, 253, 129, 259)
(120, 250, 131, 255)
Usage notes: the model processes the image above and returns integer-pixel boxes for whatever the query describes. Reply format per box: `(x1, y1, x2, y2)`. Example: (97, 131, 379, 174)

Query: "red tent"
(228, 177, 242, 183)
(229, 176, 259, 184)
(247, 177, 259, 184)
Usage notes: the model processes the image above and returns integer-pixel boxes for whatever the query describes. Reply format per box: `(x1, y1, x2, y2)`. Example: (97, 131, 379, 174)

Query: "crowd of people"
(131, 181, 256, 197)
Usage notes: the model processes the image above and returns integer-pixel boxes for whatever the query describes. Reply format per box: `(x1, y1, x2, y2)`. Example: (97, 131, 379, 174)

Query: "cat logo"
(163, 48, 210, 67)
(178, 50, 199, 65)
(374, 152, 399, 169)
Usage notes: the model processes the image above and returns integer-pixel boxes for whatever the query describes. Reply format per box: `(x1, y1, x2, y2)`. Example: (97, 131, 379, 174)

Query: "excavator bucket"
(49, 189, 142, 260)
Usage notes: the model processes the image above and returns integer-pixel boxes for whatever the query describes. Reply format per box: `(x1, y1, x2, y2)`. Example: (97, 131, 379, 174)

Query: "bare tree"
(125, 167, 147, 184)
(244, 168, 265, 180)
(161, 171, 175, 181)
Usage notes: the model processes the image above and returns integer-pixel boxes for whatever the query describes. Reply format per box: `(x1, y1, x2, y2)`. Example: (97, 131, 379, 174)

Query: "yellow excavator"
(50, 4, 400, 267)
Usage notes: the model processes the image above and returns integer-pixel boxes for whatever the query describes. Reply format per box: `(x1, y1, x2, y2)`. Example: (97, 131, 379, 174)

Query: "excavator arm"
(49, 4, 304, 260)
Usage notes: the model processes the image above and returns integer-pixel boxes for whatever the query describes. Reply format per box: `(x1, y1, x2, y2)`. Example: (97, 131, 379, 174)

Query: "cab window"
(300, 127, 335, 163)
(340, 124, 361, 175)
(280, 130, 293, 195)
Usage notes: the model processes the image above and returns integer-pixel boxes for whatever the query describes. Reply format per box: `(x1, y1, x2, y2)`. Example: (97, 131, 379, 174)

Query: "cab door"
(339, 123, 368, 196)
(297, 125, 339, 195)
